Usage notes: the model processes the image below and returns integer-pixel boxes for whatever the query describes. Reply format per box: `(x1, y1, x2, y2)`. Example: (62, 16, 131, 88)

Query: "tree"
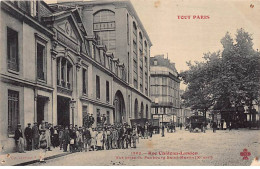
(180, 29, 260, 126)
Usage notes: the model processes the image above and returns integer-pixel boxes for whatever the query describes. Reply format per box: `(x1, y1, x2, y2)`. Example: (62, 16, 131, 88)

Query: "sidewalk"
(0, 147, 70, 166)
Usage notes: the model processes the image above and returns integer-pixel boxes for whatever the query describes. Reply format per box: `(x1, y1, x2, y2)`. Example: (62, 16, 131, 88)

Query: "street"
(31, 129, 260, 166)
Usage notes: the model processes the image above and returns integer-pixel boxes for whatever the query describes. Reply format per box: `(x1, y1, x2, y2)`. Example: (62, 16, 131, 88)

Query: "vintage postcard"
(0, 0, 260, 166)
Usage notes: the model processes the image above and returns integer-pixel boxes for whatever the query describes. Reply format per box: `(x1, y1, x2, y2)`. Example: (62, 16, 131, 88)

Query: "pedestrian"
(45, 123, 51, 151)
(229, 121, 232, 131)
(112, 126, 118, 149)
(180, 123, 183, 130)
(62, 126, 70, 152)
(149, 123, 153, 138)
(106, 126, 112, 150)
(90, 114, 95, 127)
(126, 125, 132, 148)
(144, 122, 148, 139)
(118, 125, 123, 149)
(132, 125, 137, 148)
(102, 127, 107, 150)
(58, 126, 64, 150)
(90, 128, 97, 151)
(24, 123, 33, 151)
(32, 122, 39, 150)
(213, 122, 217, 133)
(49, 124, 54, 147)
(70, 127, 77, 152)
(83, 127, 91, 152)
(69, 124, 73, 135)
(223, 121, 227, 130)
(137, 124, 141, 143)
(39, 129, 47, 163)
(14, 124, 25, 153)
(53, 126, 59, 148)
(96, 129, 103, 151)
(161, 125, 165, 137)
(77, 127, 83, 152)
(122, 125, 127, 149)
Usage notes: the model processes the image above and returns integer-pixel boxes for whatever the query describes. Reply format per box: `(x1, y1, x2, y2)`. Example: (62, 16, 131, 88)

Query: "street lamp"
(70, 98, 76, 126)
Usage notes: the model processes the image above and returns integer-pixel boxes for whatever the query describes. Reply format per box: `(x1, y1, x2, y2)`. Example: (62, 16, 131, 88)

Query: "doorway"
(37, 96, 48, 125)
(57, 96, 70, 127)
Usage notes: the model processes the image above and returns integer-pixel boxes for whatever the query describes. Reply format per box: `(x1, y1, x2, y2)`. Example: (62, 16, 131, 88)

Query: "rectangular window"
(106, 81, 109, 102)
(96, 75, 100, 99)
(162, 86, 167, 95)
(7, 27, 19, 72)
(8, 90, 19, 135)
(83, 68, 88, 95)
(36, 43, 46, 81)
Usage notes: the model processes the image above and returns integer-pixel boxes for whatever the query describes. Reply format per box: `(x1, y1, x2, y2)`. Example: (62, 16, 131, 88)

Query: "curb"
(14, 152, 72, 166)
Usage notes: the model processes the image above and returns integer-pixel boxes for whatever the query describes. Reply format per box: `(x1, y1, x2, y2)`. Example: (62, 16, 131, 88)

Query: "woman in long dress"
(39, 130, 47, 163)
(45, 126, 51, 151)
(90, 128, 97, 151)
(96, 130, 103, 150)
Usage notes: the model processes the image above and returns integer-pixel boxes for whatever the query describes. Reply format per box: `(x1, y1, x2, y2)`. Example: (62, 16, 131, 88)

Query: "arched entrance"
(140, 102, 144, 118)
(134, 99, 138, 119)
(146, 104, 149, 118)
(113, 90, 126, 123)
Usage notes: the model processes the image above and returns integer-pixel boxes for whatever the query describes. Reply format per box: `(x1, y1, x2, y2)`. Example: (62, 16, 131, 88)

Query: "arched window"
(57, 57, 73, 89)
(93, 10, 116, 53)
(139, 32, 143, 53)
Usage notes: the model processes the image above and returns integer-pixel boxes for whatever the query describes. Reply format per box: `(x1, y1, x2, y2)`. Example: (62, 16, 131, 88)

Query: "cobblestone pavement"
(31, 129, 260, 166)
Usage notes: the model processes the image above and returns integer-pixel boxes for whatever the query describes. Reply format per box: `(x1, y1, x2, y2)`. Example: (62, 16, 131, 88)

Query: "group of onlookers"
(14, 121, 154, 163)
(14, 121, 60, 163)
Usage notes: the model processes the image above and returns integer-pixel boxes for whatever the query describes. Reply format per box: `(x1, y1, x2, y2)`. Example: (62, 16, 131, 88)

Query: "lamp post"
(70, 98, 76, 126)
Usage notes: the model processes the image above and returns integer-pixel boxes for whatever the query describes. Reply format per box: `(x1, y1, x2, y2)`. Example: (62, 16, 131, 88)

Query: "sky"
(130, 0, 260, 72)
(48, 0, 260, 89)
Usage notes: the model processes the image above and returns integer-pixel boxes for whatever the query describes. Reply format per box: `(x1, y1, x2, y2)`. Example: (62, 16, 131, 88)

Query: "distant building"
(150, 55, 180, 125)
(178, 90, 193, 126)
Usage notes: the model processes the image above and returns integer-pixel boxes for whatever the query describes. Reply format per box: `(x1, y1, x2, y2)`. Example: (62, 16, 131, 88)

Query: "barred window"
(8, 90, 19, 135)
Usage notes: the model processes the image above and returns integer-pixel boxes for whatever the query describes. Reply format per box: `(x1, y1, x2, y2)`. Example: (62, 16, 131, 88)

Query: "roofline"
(53, 0, 153, 46)
(42, 10, 84, 42)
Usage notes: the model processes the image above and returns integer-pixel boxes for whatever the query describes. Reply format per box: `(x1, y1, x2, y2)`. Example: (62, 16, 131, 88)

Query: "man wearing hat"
(32, 122, 39, 150)
(24, 123, 33, 151)
(90, 114, 95, 127)
(14, 124, 25, 153)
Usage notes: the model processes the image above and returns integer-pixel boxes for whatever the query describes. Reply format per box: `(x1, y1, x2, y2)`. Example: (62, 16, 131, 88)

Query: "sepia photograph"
(0, 0, 260, 166)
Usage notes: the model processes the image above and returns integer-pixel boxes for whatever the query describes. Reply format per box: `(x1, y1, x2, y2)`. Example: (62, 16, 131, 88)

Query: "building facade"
(178, 90, 193, 126)
(150, 55, 180, 125)
(0, 0, 152, 153)
(51, 0, 152, 121)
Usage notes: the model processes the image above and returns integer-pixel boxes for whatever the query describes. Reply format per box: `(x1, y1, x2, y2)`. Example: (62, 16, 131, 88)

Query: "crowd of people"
(14, 119, 154, 163)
